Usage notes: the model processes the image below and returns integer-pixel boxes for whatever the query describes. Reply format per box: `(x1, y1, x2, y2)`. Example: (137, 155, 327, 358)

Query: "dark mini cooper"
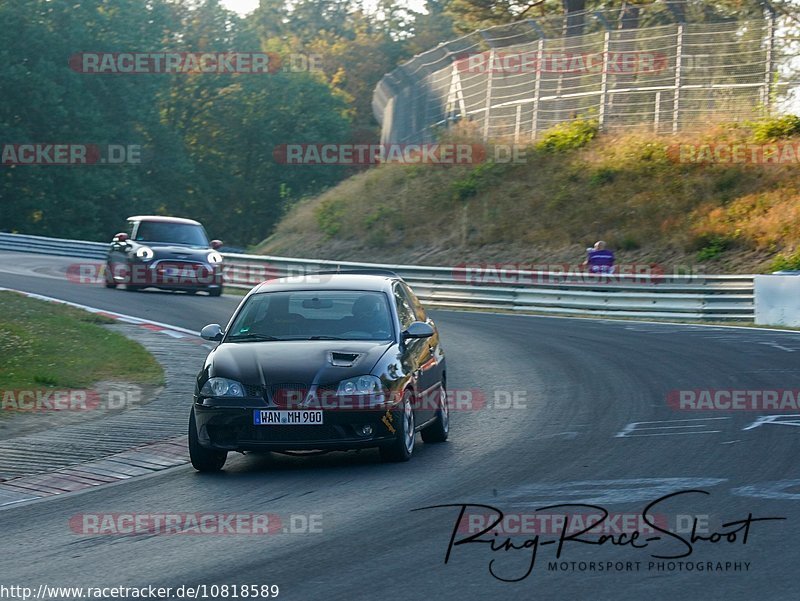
(189, 272, 449, 472)
(105, 215, 224, 296)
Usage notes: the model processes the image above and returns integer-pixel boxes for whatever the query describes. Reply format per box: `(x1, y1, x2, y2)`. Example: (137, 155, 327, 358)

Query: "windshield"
(227, 290, 393, 342)
(133, 221, 209, 246)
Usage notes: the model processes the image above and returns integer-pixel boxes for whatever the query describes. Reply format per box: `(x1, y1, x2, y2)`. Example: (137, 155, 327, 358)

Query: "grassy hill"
(255, 116, 800, 274)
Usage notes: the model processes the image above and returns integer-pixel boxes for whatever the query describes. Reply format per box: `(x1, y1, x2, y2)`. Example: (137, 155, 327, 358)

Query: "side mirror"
(402, 321, 434, 339)
(210, 239, 223, 250)
(113, 232, 129, 243)
(200, 323, 224, 341)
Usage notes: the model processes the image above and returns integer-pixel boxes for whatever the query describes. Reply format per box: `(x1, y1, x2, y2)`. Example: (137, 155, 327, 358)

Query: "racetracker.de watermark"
(455, 50, 668, 74)
(1, 144, 141, 165)
(69, 52, 322, 74)
(273, 143, 487, 165)
(668, 389, 800, 411)
(68, 513, 322, 535)
(451, 263, 683, 286)
(668, 143, 800, 165)
(459, 511, 671, 535)
(262, 388, 527, 411)
(1, 387, 145, 412)
(67, 263, 220, 287)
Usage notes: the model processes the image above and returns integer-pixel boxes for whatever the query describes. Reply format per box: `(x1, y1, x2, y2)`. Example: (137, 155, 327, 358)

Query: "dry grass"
(256, 118, 800, 273)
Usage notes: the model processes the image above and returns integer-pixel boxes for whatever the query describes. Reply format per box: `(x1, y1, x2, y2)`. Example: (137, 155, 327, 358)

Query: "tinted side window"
(401, 282, 426, 321)
(393, 283, 416, 330)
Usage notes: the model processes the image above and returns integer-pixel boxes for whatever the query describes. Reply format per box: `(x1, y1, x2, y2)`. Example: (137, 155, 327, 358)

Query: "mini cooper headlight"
(207, 251, 223, 264)
(201, 377, 245, 397)
(135, 246, 154, 261)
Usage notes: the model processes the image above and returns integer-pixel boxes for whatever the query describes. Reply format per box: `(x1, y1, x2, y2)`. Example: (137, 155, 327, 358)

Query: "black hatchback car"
(105, 215, 224, 296)
(189, 272, 449, 472)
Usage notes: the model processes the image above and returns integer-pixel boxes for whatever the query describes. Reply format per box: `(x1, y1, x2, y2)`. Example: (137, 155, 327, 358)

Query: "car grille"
(268, 383, 309, 407)
(152, 261, 212, 285)
(245, 384, 264, 399)
(242, 424, 344, 442)
(242, 383, 313, 406)
(208, 422, 348, 444)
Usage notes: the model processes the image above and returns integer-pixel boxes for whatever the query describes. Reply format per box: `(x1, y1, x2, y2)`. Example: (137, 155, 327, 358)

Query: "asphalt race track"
(1, 251, 800, 600)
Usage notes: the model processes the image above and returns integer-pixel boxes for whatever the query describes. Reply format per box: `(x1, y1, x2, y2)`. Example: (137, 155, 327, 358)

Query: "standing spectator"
(584, 240, 615, 274)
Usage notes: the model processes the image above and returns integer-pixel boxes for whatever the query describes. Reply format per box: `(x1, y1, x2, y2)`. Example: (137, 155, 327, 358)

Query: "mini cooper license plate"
(254, 410, 323, 425)
(165, 267, 196, 278)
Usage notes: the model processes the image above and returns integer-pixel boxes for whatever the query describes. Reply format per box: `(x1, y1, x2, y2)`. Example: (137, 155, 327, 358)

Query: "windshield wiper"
(306, 335, 344, 340)
(227, 333, 283, 342)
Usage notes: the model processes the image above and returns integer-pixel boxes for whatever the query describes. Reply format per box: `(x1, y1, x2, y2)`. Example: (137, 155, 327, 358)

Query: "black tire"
(103, 264, 117, 288)
(189, 408, 227, 472)
(208, 287, 222, 297)
(421, 384, 449, 443)
(380, 393, 415, 463)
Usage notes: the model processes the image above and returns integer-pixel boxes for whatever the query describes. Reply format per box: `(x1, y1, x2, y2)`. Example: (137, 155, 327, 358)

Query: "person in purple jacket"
(584, 240, 615, 274)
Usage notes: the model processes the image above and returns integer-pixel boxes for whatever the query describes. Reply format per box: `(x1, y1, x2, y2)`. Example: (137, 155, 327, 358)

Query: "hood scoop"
(328, 351, 361, 367)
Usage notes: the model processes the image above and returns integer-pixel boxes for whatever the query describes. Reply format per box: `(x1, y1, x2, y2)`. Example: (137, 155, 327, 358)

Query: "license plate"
(254, 410, 323, 425)
(164, 267, 195, 277)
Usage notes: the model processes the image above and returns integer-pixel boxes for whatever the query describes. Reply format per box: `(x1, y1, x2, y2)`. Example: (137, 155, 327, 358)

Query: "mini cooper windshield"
(226, 290, 394, 342)
(134, 221, 210, 246)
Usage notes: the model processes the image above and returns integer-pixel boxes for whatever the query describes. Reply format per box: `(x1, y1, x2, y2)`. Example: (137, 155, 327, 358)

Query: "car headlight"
(135, 246, 154, 261)
(201, 377, 245, 397)
(337, 375, 382, 395)
(207, 251, 223, 264)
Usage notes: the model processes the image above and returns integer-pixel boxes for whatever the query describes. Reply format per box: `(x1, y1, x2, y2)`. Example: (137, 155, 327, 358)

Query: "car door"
(393, 282, 436, 424)
(107, 219, 135, 284)
(402, 281, 444, 419)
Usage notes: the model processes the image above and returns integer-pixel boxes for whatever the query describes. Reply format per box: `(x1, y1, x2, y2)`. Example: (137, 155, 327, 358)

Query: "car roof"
(252, 273, 398, 294)
(127, 215, 202, 226)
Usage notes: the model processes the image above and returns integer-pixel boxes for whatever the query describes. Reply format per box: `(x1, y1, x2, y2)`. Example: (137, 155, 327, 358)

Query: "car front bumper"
(110, 261, 223, 290)
(192, 400, 402, 452)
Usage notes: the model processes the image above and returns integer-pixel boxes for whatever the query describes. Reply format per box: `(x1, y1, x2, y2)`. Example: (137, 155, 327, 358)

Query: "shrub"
(694, 235, 733, 261)
(750, 114, 800, 143)
(315, 198, 346, 237)
(449, 161, 504, 201)
(589, 166, 616, 186)
(535, 118, 599, 153)
(616, 235, 641, 251)
(769, 249, 800, 272)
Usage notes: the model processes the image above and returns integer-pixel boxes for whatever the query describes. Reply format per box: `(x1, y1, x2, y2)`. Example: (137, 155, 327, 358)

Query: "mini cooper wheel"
(380, 393, 415, 463)
(103, 264, 117, 289)
(189, 408, 227, 472)
(421, 384, 449, 443)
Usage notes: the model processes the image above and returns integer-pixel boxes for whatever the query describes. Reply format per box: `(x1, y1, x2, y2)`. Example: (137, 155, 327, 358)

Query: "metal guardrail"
(221, 254, 754, 321)
(0, 233, 753, 321)
(0, 232, 109, 260)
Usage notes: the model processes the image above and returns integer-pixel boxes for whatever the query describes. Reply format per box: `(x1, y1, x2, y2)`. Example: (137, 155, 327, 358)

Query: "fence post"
(531, 38, 544, 141)
(514, 104, 522, 142)
(598, 30, 611, 129)
(445, 61, 467, 123)
(410, 85, 419, 142)
(653, 91, 661, 133)
(762, 8, 775, 113)
(483, 48, 495, 141)
(672, 24, 683, 134)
